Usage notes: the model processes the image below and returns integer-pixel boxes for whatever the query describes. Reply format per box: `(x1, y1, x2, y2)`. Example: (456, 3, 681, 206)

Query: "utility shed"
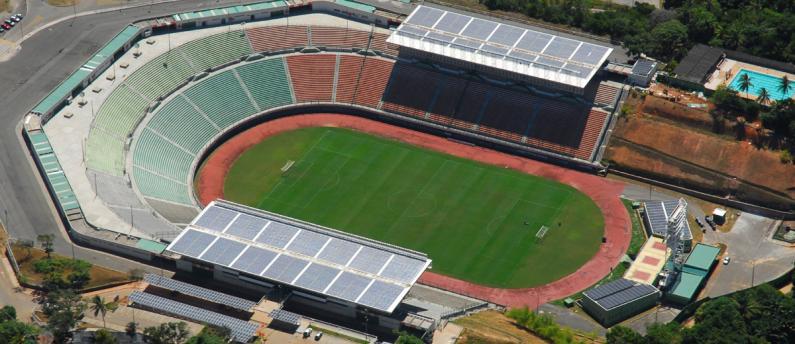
(581, 278, 660, 327)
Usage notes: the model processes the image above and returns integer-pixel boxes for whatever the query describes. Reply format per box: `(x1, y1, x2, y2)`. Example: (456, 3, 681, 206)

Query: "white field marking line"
(299, 155, 350, 211)
(485, 197, 522, 234)
(260, 130, 331, 203)
(388, 159, 454, 232)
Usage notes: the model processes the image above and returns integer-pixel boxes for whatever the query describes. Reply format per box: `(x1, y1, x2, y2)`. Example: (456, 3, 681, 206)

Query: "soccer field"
(221, 127, 604, 288)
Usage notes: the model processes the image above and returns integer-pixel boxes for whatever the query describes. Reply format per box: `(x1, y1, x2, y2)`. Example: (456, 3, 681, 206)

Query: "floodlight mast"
(659, 198, 687, 290)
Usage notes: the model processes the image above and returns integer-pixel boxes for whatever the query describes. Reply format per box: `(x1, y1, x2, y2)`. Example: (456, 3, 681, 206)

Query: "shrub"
(781, 150, 793, 164)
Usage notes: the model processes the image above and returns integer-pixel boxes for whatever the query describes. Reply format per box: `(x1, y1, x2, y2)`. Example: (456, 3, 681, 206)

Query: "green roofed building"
(666, 243, 720, 305)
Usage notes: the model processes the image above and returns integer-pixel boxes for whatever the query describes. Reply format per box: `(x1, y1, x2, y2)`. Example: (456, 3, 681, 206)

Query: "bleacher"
(133, 129, 194, 182)
(286, 54, 337, 102)
(133, 167, 192, 205)
(183, 70, 257, 129)
(126, 51, 195, 101)
(85, 128, 126, 176)
(310, 26, 370, 49)
(335, 56, 393, 108)
(382, 63, 439, 118)
(92, 84, 150, 139)
(236, 58, 294, 110)
(146, 96, 220, 155)
(179, 30, 253, 72)
(574, 109, 610, 160)
(246, 26, 309, 52)
(594, 82, 620, 106)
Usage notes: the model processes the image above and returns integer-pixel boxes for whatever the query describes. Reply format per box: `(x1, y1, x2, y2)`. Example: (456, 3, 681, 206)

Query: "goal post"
(281, 160, 295, 175)
(535, 225, 549, 242)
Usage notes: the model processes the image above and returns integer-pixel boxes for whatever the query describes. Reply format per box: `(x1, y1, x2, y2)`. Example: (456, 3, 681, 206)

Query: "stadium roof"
(144, 273, 256, 311)
(583, 278, 659, 311)
(643, 200, 693, 241)
(166, 200, 431, 313)
(387, 5, 613, 88)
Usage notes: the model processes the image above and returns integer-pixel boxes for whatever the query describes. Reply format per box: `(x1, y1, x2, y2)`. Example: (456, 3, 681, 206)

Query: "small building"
(642, 200, 693, 252)
(665, 243, 720, 305)
(712, 208, 727, 225)
(628, 59, 658, 87)
(581, 278, 660, 327)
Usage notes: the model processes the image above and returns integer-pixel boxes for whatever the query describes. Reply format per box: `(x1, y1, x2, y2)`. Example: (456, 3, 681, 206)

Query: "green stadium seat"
(178, 31, 252, 72)
(133, 166, 192, 205)
(183, 70, 256, 129)
(132, 129, 194, 182)
(146, 96, 219, 154)
(235, 58, 294, 111)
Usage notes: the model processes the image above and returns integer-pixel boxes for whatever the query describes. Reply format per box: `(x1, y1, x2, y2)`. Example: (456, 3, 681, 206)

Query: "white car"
(723, 256, 730, 265)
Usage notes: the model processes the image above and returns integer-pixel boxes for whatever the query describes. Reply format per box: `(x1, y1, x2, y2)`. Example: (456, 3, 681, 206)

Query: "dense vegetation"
(606, 283, 795, 344)
(480, 0, 795, 64)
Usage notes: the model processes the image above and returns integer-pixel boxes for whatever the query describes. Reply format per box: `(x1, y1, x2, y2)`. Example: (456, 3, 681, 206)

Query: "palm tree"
(757, 87, 771, 105)
(738, 73, 753, 98)
(779, 75, 792, 99)
(90, 296, 118, 329)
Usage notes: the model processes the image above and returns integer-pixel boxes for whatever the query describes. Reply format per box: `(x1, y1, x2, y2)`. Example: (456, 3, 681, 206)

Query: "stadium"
(23, 0, 632, 341)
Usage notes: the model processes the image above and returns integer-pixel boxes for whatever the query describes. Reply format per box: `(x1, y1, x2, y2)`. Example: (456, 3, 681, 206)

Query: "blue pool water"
(729, 69, 794, 100)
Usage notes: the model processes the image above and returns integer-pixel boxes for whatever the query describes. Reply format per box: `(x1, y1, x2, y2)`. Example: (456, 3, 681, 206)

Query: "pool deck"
(705, 58, 795, 101)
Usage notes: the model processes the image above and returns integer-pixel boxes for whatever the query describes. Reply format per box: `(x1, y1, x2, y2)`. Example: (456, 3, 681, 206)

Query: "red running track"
(195, 113, 631, 309)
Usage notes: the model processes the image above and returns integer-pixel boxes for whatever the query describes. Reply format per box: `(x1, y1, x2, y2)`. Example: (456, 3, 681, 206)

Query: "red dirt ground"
(195, 113, 631, 309)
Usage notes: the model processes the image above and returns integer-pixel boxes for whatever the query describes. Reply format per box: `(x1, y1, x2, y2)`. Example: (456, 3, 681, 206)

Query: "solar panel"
(348, 247, 392, 275)
(597, 283, 658, 310)
(434, 12, 471, 34)
(358, 280, 405, 311)
(270, 309, 301, 325)
(536, 56, 565, 68)
(293, 263, 340, 292)
(143, 274, 256, 311)
(168, 230, 217, 258)
(200, 237, 247, 266)
(129, 291, 258, 342)
(583, 278, 634, 300)
(379, 255, 426, 283)
(261, 254, 310, 284)
(316, 239, 360, 266)
(285, 230, 329, 257)
(406, 6, 444, 27)
(231, 246, 278, 275)
(169, 201, 431, 313)
(388, 5, 613, 88)
(225, 214, 269, 240)
(326, 272, 372, 302)
(255, 221, 299, 249)
(461, 18, 498, 40)
(194, 206, 238, 232)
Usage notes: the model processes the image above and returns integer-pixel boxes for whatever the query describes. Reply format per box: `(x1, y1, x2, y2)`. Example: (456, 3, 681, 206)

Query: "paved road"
(0, 0, 274, 272)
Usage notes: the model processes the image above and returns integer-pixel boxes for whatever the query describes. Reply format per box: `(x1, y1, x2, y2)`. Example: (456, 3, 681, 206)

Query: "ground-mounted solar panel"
(358, 280, 406, 311)
(434, 12, 471, 34)
(293, 263, 340, 292)
(461, 18, 498, 40)
(143, 274, 256, 311)
(168, 229, 217, 258)
(194, 206, 238, 232)
(406, 5, 445, 27)
(515, 31, 553, 53)
(225, 213, 269, 240)
(316, 239, 360, 266)
(255, 221, 299, 249)
(231, 246, 279, 275)
(285, 230, 329, 257)
(200, 237, 247, 266)
(129, 291, 257, 342)
(348, 246, 392, 275)
(379, 255, 426, 283)
(261, 254, 310, 284)
(326, 272, 372, 302)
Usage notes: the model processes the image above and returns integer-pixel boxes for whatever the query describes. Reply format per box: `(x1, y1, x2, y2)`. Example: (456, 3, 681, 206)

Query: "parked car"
(1, 23, 11, 30)
(4, 19, 14, 27)
(314, 331, 323, 340)
(695, 217, 704, 228)
(10, 14, 22, 22)
(0, 27, 4, 33)
(705, 216, 716, 230)
(723, 256, 731, 265)
(302, 328, 312, 338)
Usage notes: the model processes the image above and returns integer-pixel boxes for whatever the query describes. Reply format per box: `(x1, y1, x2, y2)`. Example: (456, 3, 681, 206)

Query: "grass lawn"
(11, 244, 129, 289)
(221, 127, 604, 288)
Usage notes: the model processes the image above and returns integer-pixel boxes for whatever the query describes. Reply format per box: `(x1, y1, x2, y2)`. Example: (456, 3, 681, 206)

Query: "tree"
(126, 321, 138, 338)
(0, 306, 40, 344)
(757, 87, 771, 105)
(42, 289, 86, 343)
(780, 75, 792, 98)
(649, 20, 689, 61)
(645, 322, 682, 344)
(395, 332, 424, 344)
(685, 5, 719, 44)
(185, 327, 229, 344)
(93, 328, 118, 344)
(683, 297, 750, 343)
(143, 322, 190, 344)
(606, 326, 644, 344)
(90, 296, 118, 329)
(36, 234, 54, 259)
(738, 73, 754, 98)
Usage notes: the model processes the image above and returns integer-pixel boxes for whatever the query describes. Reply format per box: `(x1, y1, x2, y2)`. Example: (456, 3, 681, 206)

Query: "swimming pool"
(729, 69, 793, 100)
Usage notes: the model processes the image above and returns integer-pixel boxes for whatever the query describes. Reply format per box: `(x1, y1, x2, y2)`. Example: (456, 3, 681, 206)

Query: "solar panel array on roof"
(643, 200, 693, 240)
(166, 200, 431, 313)
(583, 278, 658, 310)
(389, 5, 613, 88)
(144, 273, 256, 311)
(632, 59, 656, 76)
(129, 291, 258, 342)
(270, 309, 301, 325)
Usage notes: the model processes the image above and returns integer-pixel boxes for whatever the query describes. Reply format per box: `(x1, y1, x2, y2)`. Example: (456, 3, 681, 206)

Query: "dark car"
(11, 14, 22, 22)
(705, 216, 716, 230)
(695, 217, 704, 228)
(1, 23, 11, 30)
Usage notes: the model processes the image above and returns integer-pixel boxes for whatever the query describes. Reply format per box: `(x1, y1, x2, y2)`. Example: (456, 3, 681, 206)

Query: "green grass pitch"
(222, 127, 604, 288)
